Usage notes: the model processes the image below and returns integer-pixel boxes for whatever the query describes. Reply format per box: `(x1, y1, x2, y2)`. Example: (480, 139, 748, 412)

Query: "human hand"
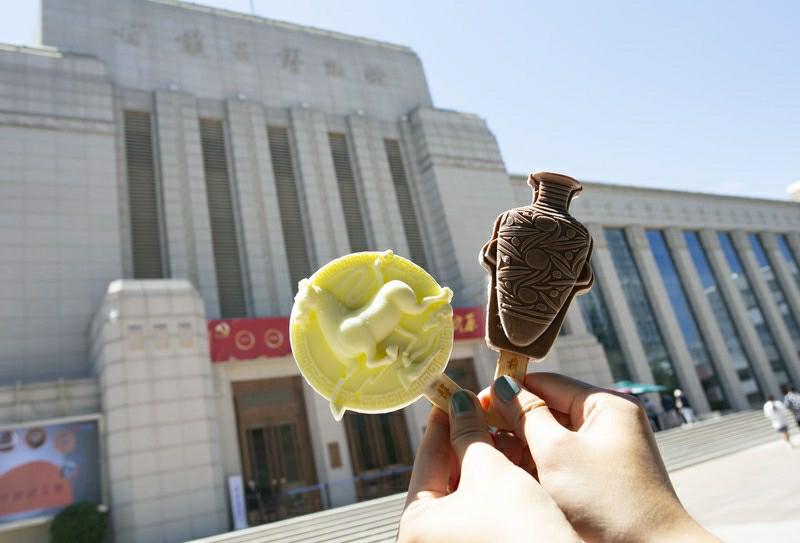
(484, 373, 718, 543)
(398, 390, 580, 543)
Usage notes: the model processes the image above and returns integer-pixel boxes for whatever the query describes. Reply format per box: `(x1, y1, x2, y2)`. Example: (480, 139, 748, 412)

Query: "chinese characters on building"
(113, 27, 389, 84)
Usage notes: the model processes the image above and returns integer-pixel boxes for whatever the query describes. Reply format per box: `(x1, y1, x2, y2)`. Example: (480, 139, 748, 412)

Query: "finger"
(494, 431, 524, 465)
(492, 375, 568, 456)
(519, 445, 538, 479)
(477, 386, 492, 412)
(524, 372, 598, 426)
(552, 409, 573, 430)
(448, 447, 460, 492)
(449, 390, 505, 485)
(405, 406, 450, 507)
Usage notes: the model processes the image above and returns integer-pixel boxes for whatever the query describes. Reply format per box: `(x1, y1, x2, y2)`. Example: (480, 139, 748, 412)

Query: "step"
(194, 410, 792, 543)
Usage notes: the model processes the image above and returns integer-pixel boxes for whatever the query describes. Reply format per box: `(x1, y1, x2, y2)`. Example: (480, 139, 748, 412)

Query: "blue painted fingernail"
(495, 376, 520, 403)
(450, 390, 474, 417)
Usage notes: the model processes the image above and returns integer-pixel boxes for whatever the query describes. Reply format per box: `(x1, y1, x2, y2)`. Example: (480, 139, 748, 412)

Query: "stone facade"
(0, 1, 798, 542)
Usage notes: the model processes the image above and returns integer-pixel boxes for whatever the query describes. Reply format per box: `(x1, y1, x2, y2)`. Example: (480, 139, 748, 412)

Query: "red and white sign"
(208, 307, 484, 363)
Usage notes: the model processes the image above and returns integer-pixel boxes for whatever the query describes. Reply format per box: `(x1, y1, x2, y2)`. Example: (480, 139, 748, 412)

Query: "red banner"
(209, 307, 484, 363)
(452, 307, 484, 340)
(209, 317, 291, 363)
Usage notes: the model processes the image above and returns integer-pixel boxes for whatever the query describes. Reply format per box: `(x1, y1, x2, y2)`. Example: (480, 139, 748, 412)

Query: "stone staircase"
(194, 410, 791, 543)
(657, 410, 791, 471)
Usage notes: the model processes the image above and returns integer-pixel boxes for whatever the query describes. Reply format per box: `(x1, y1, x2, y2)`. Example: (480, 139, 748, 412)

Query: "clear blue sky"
(2, 1, 798, 200)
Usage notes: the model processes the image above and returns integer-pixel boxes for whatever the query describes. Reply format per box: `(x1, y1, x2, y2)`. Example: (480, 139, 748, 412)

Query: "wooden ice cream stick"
(494, 349, 529, 383)
(423, 373, 463, 413)
(485, 350, 529, 428)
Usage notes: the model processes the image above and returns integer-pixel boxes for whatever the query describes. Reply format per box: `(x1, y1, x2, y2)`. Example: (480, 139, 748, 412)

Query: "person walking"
(763, 396, 793, 449)
(674, 389, 696, 425)
(643, 397, 661, 431)
(782, 385, 800, 428)
(660, 393, 679, 429)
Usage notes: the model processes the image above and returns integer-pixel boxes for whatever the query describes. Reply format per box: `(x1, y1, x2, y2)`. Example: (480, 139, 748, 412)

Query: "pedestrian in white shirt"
(782, 385, 800, 427)
(674, 389, 696, 425)
(763, 396, 793, 448)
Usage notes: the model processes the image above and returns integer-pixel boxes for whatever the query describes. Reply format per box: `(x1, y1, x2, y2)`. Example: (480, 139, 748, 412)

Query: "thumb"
(491, 375, 567, 457)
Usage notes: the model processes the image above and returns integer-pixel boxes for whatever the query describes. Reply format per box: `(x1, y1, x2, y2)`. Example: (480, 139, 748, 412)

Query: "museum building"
(1, 1, 799, 542)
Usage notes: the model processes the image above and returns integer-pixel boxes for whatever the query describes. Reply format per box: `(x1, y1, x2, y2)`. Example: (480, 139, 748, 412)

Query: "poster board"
(0, 414, 103, 530)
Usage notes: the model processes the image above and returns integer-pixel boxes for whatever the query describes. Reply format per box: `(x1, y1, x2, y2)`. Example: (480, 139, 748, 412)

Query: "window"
(719, 232, 790, 387)
(123, 111, 164, 278)
(605, 229, 679, 389)
(329, 133, 368, 252)
(685, 232, 762, 406)
(647, 231, 727, 409)
(199, 119, 247, 318)
(384, 139, 428, 268)
(578, 282, 631, 382)
(267, 126, 312, 290)
(748, 234, 800, 355)
(777, 235, 800, 289)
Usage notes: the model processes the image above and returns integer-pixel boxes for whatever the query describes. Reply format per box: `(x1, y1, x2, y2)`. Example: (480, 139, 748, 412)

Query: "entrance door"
(233, 377, 320, 524)
(344, 411, 413, 501)
(445, 357, 480, 392)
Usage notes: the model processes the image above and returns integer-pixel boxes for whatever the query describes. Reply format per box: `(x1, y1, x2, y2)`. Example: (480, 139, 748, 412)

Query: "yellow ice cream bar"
(290, 250, 458, 420)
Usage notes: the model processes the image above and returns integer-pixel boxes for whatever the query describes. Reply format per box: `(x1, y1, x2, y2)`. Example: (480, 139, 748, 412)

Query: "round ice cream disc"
(290, 250, 454, 420)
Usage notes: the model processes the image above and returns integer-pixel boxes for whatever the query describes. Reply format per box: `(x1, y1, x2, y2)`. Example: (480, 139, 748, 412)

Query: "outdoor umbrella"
(611, 380, 668, 395)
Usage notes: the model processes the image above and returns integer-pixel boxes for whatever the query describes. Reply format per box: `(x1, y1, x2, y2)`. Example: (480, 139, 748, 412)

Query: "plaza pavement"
(671, 435, 800, 542)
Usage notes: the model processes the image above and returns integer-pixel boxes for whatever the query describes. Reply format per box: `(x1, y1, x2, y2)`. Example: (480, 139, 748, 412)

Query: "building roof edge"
(509, 173, 799, 207)
(150, 0, 418, 55)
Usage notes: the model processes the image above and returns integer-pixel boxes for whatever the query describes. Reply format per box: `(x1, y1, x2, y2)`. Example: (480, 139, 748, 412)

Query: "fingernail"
(450, 390, 474, 417)
(494, 375, 521, 403)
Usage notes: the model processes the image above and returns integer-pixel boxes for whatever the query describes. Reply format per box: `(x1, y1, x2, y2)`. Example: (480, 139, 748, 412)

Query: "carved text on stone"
(177, 29, 205, 57)
(279, 48, 301, 73)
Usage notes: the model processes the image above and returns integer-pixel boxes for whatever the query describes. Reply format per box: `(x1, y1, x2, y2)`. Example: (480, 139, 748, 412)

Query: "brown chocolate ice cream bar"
(481, 172, 594, 379)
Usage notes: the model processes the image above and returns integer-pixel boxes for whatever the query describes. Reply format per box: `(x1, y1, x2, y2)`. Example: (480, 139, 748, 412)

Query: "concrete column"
(730, 231, 800, 385)
(154, 91, 220, 319)
(786, 233, 800, 272)
(112, 90, 135, 280)
(90, 280, 227, 543)
(210, 366, 243, 488)
(663, 229, 748, 410)
(404, 398, 430, 457)
(625, 226, 710, 414)
(472, 343, 500, 389)
(301, 382, 357, 507)
(346, 114, 409, 255)
(225, 99, 294, 315)
(564, 304, 589, 336)
(554, 334, 614, 386)
(699, 230, 781, 396)
(585, 225, 656, 385)
(760, 232, 800, 333)
(289, 107, 350, 263)
(397, 116, 465, 304)
(558, 295, 615, 385)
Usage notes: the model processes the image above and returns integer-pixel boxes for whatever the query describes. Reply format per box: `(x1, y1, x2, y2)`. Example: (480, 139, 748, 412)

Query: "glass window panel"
(347, 414, 378, 470)
(379, 415, 399, 465)
(749, 233, 800, 354)
(685, 232, 763, 407)
(647, 231, 727, 410)
(604, 228, 678, 389)
(249, 428, 270, 487)
(279, 424, 300, 482)
(777, 235, 800, 289)
(578, 282, 632, 382)
(718, 232, 791, 387)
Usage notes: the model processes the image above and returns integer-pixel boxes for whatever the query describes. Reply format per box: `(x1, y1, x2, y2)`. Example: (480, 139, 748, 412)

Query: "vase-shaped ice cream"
(481, 172, 594, 360)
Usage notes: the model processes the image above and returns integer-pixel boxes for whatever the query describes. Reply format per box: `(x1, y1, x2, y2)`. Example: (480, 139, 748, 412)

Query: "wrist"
(646, 508, 718, 543)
